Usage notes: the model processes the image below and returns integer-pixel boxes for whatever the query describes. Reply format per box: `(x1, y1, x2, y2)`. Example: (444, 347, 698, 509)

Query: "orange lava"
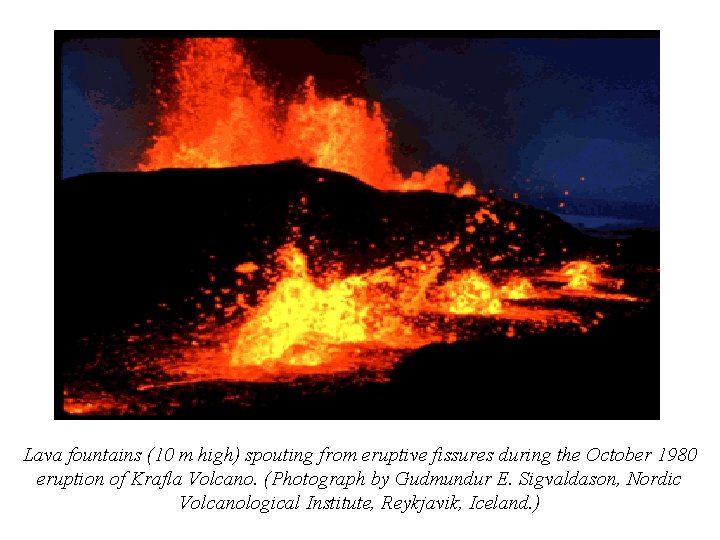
(154, 237, 637, 385)
(139, 38, 474, 195)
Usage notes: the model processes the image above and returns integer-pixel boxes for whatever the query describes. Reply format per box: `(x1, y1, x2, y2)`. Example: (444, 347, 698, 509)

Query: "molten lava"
(156, 232, 638, 386)
(139, 38, 474, 195)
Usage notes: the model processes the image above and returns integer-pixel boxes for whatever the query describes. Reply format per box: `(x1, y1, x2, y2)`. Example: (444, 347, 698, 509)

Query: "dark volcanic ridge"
(57, 161, 593, 324)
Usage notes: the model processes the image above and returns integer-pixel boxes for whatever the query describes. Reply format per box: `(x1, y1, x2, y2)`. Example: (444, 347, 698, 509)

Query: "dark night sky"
(61, 35, 659, 226)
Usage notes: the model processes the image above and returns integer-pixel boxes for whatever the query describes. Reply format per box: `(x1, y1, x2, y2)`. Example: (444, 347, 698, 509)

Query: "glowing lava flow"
(158, 238, 637, 385)
(139, 38, 474, 195)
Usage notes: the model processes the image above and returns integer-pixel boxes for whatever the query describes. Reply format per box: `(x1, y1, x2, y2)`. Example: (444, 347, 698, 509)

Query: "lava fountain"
(139, 37, 473, 194)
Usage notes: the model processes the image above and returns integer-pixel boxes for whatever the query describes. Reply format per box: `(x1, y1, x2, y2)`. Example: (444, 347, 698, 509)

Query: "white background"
(1, 2, 718, 538)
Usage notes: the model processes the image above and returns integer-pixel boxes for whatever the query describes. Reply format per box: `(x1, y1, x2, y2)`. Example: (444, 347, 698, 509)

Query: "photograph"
(57, 32, 659, 419)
